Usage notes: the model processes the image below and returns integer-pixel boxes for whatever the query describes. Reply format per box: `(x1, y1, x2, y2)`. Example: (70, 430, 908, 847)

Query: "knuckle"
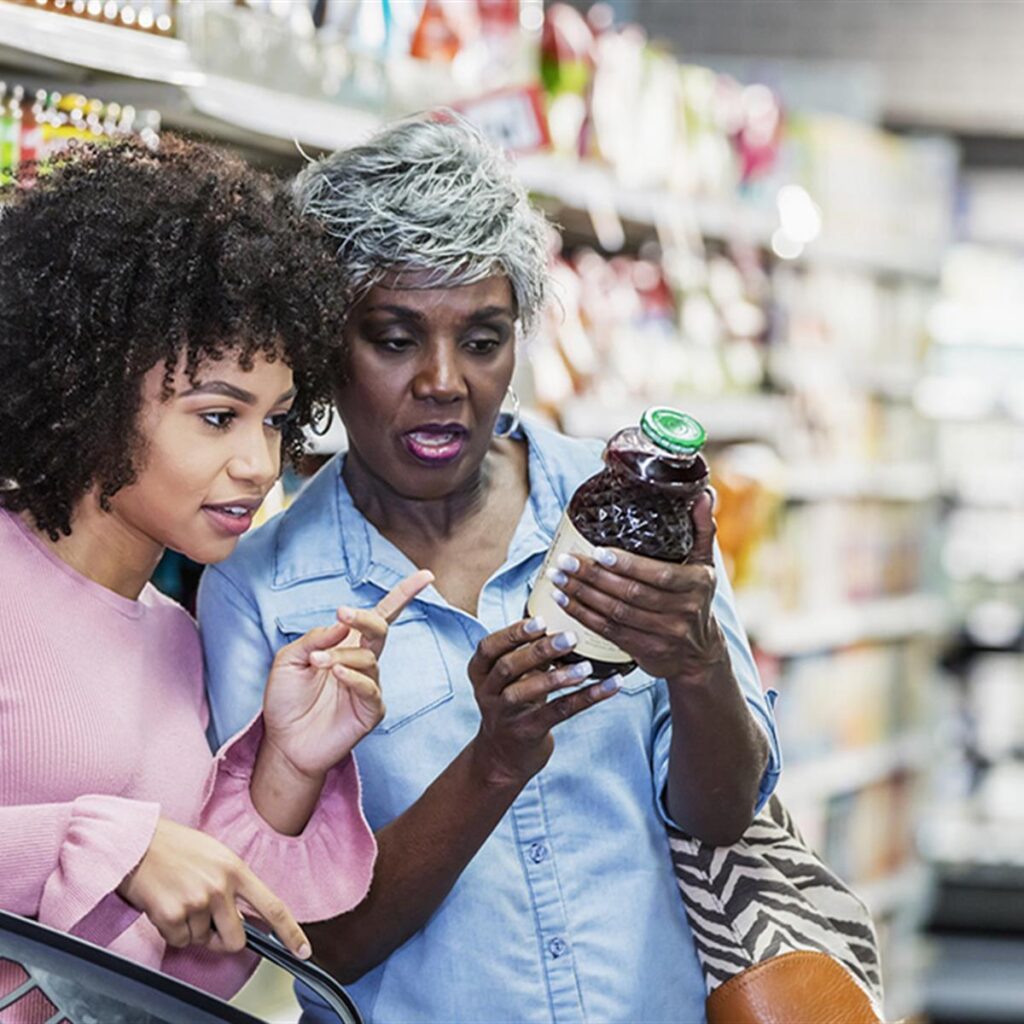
(656, 567, 675, 589)
(625, 580, 644, 603)
(609, 601, 630, 625)
(491, 658, 515, 688)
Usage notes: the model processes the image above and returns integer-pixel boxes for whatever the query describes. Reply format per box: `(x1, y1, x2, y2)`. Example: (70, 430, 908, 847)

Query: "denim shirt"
(198, 417, 782, 1024)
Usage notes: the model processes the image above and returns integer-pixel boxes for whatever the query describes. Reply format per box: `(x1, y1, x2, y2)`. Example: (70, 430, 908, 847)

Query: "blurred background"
(2, 1, 1022, 1021)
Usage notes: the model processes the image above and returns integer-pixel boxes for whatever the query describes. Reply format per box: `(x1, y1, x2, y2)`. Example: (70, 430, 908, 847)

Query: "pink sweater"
(0, 509, 376, 1008)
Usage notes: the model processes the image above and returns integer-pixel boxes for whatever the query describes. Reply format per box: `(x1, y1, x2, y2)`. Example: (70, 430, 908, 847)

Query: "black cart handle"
(243, 922, 364, 1024)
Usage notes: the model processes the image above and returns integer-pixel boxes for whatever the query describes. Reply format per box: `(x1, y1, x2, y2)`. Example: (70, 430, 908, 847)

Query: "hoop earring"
(493, 385, 521, 439)
(310, 404, 335, 437)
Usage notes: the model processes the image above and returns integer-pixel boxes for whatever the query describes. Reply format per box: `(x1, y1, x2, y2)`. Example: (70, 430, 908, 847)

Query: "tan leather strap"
(706, 950, 884, 1024)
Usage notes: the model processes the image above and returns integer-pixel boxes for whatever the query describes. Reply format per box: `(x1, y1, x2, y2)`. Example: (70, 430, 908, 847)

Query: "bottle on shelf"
(528, 406, 709, 677)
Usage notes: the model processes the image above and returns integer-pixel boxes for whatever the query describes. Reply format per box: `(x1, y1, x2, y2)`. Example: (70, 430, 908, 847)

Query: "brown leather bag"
(668, 796, 887, 1023)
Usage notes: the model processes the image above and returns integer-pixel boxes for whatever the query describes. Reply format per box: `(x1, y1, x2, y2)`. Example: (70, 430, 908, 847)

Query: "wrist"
(251, 737, 327, 836)
(467, 733, 538, 793)
(665, 628, 731, 689)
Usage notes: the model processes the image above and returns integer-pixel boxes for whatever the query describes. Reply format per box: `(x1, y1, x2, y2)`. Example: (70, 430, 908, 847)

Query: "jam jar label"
(527, 511, 634, 665)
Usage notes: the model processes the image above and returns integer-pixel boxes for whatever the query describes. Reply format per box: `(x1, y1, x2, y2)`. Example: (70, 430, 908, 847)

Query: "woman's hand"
(117, 817, 310, 958)
(468, 617, 621, 788)
(261, 570, 435, 781)
(544, 492, 727, 683)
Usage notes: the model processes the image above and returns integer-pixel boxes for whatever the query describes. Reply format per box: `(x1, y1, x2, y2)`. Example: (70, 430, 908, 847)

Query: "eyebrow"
(180, 381, 297, 405)
(364, 304, 515, 323)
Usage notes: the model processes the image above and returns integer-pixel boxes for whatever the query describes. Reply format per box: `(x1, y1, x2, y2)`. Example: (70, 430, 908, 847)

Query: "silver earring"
(310, 404, 335, 437)
(494, 385, 521, 439)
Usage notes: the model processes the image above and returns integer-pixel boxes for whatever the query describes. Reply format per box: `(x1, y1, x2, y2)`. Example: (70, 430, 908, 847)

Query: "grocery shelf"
(740, 592, 949, 655)
(560, 393, 785, 444)
(782, 461, 940, 502)
(779, 733, 932, 803)
(853, 863, 932, 919)
(0, 2, 200, 86)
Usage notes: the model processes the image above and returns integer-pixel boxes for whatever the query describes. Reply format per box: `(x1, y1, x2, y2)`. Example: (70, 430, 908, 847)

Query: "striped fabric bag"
(668, 795, 888, 1024)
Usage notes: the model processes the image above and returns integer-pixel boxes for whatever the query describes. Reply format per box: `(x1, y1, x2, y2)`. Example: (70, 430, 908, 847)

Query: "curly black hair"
(0, 134, 347, 539)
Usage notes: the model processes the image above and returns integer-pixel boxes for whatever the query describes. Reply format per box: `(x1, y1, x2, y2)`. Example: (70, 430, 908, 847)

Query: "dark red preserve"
(528, 407, 709, 677)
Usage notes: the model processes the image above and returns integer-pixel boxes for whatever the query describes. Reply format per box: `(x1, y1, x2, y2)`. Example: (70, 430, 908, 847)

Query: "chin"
(173, 534, 242, 566)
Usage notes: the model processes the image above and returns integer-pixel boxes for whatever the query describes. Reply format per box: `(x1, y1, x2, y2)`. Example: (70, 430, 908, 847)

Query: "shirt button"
(548, 937, 568, 959)
(528, 842, 548, 864)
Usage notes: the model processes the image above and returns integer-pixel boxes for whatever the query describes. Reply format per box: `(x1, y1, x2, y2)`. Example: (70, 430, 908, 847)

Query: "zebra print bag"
(668, 794, 884, 1017)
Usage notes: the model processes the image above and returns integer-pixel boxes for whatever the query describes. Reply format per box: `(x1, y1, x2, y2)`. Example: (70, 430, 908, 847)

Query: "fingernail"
(525, 615, 546, 634)
(555, 553, 580, 573)
(337, 606, 355, 622)
(595, 548, 617, 567)
(553, 590, 569, 608)
(564, 660, 592, 681)
(552, 630, 577, 652)
(297, 942, 312, 960)
(546, 567, 569, 587)
(310, 651, 331, 666)
(599, 674, 622, 694)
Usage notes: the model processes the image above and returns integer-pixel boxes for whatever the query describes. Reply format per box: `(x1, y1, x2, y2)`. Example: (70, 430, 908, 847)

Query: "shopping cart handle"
(243, 922, 364, 1024)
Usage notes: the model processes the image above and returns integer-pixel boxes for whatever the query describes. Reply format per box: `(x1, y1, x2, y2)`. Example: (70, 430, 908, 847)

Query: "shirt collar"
(273, 416, 567, 591)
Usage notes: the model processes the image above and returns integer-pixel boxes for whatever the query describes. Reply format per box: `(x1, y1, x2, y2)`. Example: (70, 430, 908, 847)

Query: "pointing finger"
(376, 569, 435, 624)
(688, 490, 717, 566)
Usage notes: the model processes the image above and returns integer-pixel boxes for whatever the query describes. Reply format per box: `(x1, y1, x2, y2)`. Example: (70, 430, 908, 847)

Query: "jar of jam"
(528, 407, 709, 678)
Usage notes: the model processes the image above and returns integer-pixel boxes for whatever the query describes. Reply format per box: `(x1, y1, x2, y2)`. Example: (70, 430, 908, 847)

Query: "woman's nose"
(229, 429, 279, 487)
(412, 346, 467, 403)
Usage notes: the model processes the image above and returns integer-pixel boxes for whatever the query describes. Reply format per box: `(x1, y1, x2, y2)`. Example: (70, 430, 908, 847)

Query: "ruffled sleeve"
(198, 714, 377, 923)
(0, 797, 160, 940)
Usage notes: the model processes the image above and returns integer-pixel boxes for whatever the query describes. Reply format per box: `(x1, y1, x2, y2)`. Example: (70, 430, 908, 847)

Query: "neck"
(342, 447, 498, 542)
(24, 493, 164, 600)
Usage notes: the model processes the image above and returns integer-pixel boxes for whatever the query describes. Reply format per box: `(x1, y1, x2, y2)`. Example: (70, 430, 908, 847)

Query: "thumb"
(688, 490, 717, 566)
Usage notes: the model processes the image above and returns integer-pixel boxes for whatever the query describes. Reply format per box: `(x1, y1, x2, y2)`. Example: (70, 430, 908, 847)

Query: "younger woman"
(0, 136, 429, 1012)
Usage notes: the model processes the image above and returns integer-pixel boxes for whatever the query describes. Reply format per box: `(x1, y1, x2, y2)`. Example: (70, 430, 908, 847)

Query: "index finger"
(376, 569, 435, 624)
(235, 870, 311, 960)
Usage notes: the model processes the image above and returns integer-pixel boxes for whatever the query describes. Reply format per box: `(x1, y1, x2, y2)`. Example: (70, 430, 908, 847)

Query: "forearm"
(305, 738, 524, 983)
(664, 628, 770, 846)
(250, 740, 325, 837)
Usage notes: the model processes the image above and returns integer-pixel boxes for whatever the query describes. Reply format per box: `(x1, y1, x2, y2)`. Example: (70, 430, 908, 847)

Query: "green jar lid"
(640, 406, 706, 453)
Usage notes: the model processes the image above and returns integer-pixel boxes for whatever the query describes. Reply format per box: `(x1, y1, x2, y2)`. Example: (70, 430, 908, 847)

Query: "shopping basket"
(0, 909, 363, 1024)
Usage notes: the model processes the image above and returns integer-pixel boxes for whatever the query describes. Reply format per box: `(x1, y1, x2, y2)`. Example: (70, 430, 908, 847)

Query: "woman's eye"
(465, 336, 502, 355)
(373, 335, 416, 353)
(201, 410, 235, 430)
(265, 410, 295, 431)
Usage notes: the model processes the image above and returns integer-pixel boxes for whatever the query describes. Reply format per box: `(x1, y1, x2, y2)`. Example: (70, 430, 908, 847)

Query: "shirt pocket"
(617, 672, 657, 696)
(274, 606, 455, 734)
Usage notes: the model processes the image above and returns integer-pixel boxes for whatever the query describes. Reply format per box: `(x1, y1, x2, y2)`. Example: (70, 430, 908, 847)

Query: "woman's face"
(335, 275, 517, 501)
(108, 350, 295, 564)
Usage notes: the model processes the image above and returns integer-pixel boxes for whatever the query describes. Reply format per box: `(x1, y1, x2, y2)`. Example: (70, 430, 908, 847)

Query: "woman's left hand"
(261, 570, 435, 781)
(545, 492, 726, 682)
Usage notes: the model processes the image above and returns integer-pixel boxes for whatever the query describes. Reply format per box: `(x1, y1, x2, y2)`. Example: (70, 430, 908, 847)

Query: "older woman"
(199, 116, 781, 1024)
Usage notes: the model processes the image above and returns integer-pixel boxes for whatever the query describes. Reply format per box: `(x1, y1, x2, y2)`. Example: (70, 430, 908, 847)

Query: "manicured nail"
(552, 630, 577, 652)
(599, 674, 622, 694)
(297, 942, 312, 960)
(555, 553, 581, 573)
(594, 548, 617, 567)
(546, 567, 568, 587)
(337, 606, 355, 622)
(563, 660, 592, 682)
(553, 590, 569, 608)
(524, 615, 546, 634)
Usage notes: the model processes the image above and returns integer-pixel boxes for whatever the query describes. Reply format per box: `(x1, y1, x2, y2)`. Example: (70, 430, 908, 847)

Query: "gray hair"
(292, 114, 550, 336)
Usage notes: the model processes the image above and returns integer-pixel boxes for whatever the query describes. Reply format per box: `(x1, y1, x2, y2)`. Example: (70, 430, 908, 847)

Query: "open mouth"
(401, 424, 469, 465)
(202, 502, 257, 536)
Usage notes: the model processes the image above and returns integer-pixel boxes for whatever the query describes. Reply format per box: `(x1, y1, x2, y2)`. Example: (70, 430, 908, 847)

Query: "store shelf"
(560, 393, 785, 444)
(782, 461, 940, 502)
(854, 863, 932, 919)
(0, 2, 200, 85)
(780, 733, 932, 803)
(741, 593, 949, 655)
